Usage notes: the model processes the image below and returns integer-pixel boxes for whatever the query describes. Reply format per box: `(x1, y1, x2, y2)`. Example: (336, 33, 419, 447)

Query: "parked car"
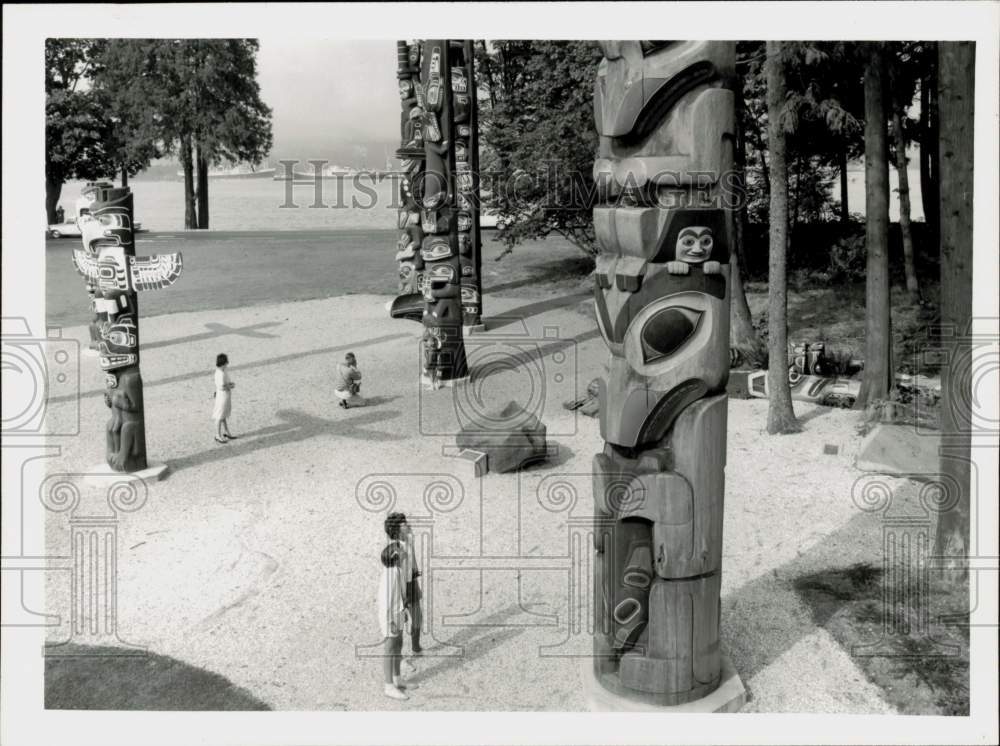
(47, 219, 82, 239)
(480, 209, 500, 230)
(47, 218, 145, 238)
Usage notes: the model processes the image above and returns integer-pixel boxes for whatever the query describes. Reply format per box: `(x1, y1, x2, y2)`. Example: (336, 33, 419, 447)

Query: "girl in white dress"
(213, 353, 236, 443)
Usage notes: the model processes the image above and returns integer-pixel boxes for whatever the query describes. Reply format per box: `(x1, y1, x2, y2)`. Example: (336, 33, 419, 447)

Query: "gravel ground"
(40, 287, 895, 713)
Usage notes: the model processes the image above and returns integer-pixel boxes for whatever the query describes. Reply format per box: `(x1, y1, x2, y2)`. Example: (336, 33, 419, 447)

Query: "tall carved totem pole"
(590, 41, 736, 705)
(391, 39, 481, 382)
(72, 183, 183, 471)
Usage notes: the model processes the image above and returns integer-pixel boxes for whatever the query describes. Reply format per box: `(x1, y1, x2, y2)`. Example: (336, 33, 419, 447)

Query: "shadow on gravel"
(168, 406, 404, 473)
(722, 490, 969, 714)
(51, 332, 410, 404)
(408, 605, 530, 685)
(144, 321, 283, 350)
(45, 644, 271, 710)
(483, 293, 592, 331)
(482, 255, 594, 296)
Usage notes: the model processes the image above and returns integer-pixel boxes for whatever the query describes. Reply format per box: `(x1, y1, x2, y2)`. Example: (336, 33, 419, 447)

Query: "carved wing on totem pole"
(71, 250, 183, 293)
(71, 249, 101, 284)
(129, 253, 184, 292)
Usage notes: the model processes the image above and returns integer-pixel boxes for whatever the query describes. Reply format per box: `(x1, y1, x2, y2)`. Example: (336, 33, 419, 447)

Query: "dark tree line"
(45, 39, 272, 229)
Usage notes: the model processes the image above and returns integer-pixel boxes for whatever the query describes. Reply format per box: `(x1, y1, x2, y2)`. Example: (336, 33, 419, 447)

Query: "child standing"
(213, 353, 236, 444)
(378, 541, 409, 700)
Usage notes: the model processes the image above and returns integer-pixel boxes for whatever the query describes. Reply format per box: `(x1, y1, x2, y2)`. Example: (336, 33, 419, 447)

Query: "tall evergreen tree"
(855, 43, 893, 409)
(935, 42, 975, 582)
(764, 41, 800, 434)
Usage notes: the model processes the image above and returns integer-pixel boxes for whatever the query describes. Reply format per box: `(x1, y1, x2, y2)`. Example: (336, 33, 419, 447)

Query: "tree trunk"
(764, 42, 799, 434)
(920, 46, 940, 239)
(892, 109, 920, 303)
(730, 69, 757, 349)
(196, 145, 210, 229)
(121, 164, 128, 188)
(180, 135, 197, 229)
(855, 44, 893, 411)
(45, 176, 63, 225)
(934, 42, 974, 583)
(839, 142, 850, 223)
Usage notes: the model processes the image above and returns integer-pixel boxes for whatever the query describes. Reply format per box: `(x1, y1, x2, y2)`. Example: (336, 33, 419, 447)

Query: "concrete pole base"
(580, 655, 747, 712)
(82, 461, 170, 484)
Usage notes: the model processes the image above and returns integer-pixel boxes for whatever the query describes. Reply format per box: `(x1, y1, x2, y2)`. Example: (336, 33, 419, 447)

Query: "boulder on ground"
(456, 401, 548, 474)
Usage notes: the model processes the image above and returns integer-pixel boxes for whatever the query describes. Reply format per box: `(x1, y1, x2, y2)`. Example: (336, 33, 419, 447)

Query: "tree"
(764, 42, 800, 434)
(44, 40, 121, 223)
(481, 41, 601, 257)
(934, 42, 975, 582)
(95, 40, 272, 229)
(888, 43, 921, 304)
(854, 43, 893, 410)
(730, 62, 758, 349)
(918, 43, 940, 239)
(188, 40, 273, 229)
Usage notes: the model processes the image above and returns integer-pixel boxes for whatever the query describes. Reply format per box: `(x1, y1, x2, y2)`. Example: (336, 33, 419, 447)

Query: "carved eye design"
(640, 306, 703, 363)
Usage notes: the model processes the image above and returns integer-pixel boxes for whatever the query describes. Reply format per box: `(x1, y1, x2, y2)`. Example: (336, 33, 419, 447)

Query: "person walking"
(334, 352, 365, 409)
(212, 353, 237, 443)
(378, 541, 409, 700)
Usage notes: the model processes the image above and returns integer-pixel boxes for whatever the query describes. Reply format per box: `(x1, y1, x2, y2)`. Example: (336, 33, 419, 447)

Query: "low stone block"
(455, 401, 548, 473)
(856, 423, 941, 477)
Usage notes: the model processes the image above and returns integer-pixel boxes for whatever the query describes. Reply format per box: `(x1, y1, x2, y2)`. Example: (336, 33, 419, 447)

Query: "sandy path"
(38, 290, 894, 712)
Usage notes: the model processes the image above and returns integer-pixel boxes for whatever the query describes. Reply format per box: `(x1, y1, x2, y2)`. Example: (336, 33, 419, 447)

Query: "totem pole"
(590, 41, 736, 705)
(390, 40, 469, 384)
(455, 40, 483, 329)
(71, 184, 183, 471)
(393, 41, 426, 303)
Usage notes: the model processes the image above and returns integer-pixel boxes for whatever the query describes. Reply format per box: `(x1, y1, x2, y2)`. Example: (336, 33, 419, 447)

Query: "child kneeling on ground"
(334, 352, 365, 409)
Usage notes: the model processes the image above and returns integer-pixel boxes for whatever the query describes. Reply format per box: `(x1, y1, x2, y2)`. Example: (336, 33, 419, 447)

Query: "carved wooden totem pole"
(590, 41, 736, 705)
(71, 183, 183, 471)
(390, 39, 472, 384)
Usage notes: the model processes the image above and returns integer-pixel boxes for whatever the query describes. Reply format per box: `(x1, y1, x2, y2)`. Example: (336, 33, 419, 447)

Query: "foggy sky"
(256, 39, 401, 162)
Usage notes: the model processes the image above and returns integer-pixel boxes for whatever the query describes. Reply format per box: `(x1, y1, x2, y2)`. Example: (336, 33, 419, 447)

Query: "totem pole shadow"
(143, 321, 283, 351)
(719, 495, 961, 703)
(796, 403, 835, 425)
(482, 255, 594, 296)
(167, 406, 404, 474)
(407, 604, 530, 686)
(45, 643, 271, 710)
(483, 292, 592, 331)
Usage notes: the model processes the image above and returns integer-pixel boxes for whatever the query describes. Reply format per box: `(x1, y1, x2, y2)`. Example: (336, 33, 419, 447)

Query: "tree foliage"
(478, 41, 602, 257)
(44, 40, 125, 222)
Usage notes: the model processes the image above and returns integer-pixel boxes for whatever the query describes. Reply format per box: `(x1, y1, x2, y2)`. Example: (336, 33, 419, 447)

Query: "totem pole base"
(463, 323, 486, 335)
(82, 461, 170, 485)
(421, 374, 469, 390)
(580, 656, 746, 713)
